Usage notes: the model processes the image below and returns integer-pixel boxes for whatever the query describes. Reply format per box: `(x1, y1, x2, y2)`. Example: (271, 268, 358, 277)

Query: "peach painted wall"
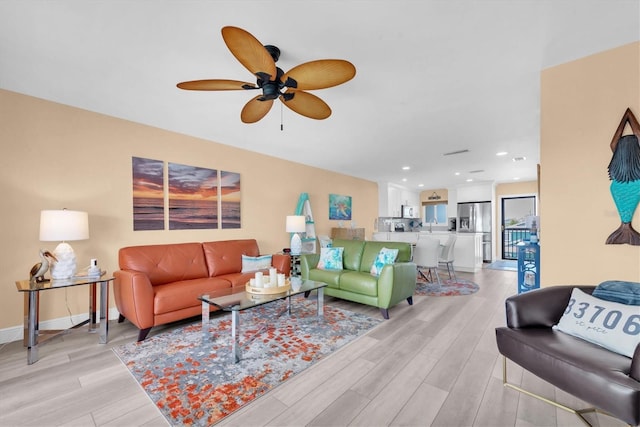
(0, 89, 378, 334)
(540, 42, 640, 285)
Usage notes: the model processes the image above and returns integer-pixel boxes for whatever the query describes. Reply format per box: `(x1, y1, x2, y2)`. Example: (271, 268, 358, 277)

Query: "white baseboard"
(0, 307, 121, 344)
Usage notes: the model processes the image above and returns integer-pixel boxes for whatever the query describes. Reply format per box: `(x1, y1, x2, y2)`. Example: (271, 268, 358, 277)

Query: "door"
(501, 196, 536, 260)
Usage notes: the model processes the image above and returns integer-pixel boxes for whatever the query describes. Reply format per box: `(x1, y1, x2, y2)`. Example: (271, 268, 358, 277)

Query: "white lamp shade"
(286, 215, 306, 233)
(40, 210, 89, 241)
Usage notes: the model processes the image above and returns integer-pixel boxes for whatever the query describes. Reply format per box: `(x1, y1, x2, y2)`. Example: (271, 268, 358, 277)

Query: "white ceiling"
(1, 1, 638, 191)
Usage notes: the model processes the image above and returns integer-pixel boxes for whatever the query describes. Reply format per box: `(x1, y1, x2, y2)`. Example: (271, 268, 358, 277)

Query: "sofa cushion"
(496, 326, 639, 425)
(331, 239, 365, 271)
(118, 242, 208, 286)
(339, 271, 378, 297)
(203, 239, 260, 276)
(153, 277, 230, 315)
(370, 247, 399, 276)
(308, 268, 343, 288)
(553, 287, 640, 358)
(317, 247, 344, 270)
(241, 254, 272, 272)
(218, 271, 268, 287)
(360, 241, 411, 273)
(593, 280, 640, 305)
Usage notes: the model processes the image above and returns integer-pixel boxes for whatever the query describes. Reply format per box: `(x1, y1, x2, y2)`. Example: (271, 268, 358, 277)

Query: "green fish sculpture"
(606, 108, 640, 245)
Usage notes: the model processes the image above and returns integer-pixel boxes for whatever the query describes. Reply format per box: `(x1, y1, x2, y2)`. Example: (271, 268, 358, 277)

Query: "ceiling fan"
(177, 26, 356, 124)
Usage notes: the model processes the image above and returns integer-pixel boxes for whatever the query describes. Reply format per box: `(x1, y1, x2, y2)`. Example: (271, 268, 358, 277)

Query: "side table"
(15, 275, 114, 365)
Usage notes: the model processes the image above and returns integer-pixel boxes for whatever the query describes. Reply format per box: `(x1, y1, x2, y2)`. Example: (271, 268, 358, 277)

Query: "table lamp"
(286, 215, 306, 255)
(39, 209, 89, 279)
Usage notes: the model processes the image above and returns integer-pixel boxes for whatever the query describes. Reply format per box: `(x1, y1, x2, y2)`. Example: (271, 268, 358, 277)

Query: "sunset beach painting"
(132, 157, 165, 231)
(168, 162, 218, 230)
(220, 171, 241, 229)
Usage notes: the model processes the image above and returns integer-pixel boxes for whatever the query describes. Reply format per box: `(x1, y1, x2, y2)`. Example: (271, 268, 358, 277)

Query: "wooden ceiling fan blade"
(241, 95, 274, 123)
(281, 90, 331, 120)
(177, 79, 257, 91)
(221, 26, 276, 80)
(282, 60, 356, 90)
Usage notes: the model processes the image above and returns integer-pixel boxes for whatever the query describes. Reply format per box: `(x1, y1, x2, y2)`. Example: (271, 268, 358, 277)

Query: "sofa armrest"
(630, 343, 640, 382)
(377, 262, 417, 308)
(271, 254, 291, 275)
(300, 254, 320, 279)
(505, 285, 596, 328)
(113, 269, 155, 330)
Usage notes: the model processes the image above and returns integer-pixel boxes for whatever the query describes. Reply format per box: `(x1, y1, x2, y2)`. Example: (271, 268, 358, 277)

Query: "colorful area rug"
(485, 259, 517, 271)
(113, 296, 381, 426)
(415, 271, 480, 296)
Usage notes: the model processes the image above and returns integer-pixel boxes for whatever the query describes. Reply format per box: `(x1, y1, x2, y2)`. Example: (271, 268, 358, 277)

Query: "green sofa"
(300, 239, 417, 319)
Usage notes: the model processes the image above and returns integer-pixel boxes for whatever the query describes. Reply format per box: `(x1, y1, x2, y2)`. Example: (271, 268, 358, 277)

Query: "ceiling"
(1, 1, 638, 191)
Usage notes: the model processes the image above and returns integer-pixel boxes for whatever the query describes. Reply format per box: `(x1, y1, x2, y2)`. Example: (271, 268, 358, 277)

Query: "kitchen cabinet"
(378, 182, 420, 217)
(373, 231, 483, 272)
(331, 227, 365, 240)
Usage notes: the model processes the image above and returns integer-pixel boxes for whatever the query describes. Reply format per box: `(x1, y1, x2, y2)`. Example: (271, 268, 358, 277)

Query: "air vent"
(469, 169, 484, 174)
(512, 156, 527, 162)
(443, 149, 469, 156)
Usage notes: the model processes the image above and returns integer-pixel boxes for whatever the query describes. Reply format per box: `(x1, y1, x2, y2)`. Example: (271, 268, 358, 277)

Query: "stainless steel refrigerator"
(457, 201, 492, 262)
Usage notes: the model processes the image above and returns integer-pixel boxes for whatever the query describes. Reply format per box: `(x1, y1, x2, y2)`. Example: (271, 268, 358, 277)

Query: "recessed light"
(402, 166, 410, 170)
(455, 172, 460, 176)
(466, 178, 473, 182)
(496, 151, 508, 156)
(514, 177, 520, 180)
(402, 178, 407, 182)
(418, 184, 424, 187)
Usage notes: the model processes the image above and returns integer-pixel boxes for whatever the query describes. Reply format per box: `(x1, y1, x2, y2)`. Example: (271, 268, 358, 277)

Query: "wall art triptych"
(132, 157, 241, 231)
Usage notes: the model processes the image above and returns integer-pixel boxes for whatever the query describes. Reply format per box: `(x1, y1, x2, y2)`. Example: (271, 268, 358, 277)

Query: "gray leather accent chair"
(495, 286, 640, 426)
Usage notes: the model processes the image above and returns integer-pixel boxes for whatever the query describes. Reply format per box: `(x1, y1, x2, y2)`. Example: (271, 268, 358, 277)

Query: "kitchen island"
(372, 231, 483, 273)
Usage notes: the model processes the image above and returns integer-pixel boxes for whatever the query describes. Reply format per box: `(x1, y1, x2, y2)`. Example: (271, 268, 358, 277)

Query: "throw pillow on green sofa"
(317, 247, 344, 270)
(370, 247, 399, 276)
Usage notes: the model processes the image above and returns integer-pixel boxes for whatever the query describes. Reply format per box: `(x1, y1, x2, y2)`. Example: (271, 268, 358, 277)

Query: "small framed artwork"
(168, 162, 218, 230)
(220, 171, 241, 229)
(329, 194, 352, 220)
(132, 156, 165, 231)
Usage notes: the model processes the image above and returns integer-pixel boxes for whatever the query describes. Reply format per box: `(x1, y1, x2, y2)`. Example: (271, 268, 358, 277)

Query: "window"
(425, 203, 447, 224)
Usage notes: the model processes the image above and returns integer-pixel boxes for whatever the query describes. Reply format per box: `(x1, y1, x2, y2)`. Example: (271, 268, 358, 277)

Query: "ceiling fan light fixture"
(259, 82, 280, 100)
(178, 26, 355, 123)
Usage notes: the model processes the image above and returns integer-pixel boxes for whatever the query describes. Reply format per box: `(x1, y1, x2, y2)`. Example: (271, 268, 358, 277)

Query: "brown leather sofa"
(114, 239, 290, 341)
(495, 286, 640, 426)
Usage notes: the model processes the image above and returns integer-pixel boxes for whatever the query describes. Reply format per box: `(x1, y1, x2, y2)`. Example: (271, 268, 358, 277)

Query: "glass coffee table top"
(199, 278, 327, 363)
(199, 278, 327, 311)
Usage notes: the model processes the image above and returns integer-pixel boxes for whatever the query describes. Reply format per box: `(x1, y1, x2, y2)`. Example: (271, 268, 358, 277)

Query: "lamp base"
(290, 233, 302, 256)
(50, 242, 77, 279)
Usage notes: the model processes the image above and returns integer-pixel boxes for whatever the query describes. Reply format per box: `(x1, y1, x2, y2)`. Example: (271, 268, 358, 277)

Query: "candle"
(277, 273, 286, 286)
(255, 272, 263, 288)
(269, 268, 277, 287)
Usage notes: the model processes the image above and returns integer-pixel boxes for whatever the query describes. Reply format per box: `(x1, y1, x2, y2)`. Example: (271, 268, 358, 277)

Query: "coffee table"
(199, 279, 327, 363)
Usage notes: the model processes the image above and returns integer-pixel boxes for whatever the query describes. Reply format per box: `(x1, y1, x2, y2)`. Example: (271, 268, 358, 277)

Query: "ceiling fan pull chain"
(280, 101, 284, 131)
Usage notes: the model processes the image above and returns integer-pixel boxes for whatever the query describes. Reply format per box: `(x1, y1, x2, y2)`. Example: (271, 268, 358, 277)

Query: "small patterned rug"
(485, 260, 517, 271)
(113, 295, 381, 426)
(416, 270, 480, 296)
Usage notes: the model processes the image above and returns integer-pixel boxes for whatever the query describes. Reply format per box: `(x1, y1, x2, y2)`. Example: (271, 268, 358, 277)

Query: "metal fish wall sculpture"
(606, 108, 640, 245)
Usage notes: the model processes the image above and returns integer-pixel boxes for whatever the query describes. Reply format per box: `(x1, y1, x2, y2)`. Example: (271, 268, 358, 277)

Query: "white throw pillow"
(317, 247, 344, 271)
(553, 288, 640, 358)
(370, 247, 399, 276)
(241, 255, 272, 272)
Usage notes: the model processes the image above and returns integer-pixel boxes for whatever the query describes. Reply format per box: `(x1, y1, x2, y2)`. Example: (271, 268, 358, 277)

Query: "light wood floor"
(0, 267, 628, 427)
